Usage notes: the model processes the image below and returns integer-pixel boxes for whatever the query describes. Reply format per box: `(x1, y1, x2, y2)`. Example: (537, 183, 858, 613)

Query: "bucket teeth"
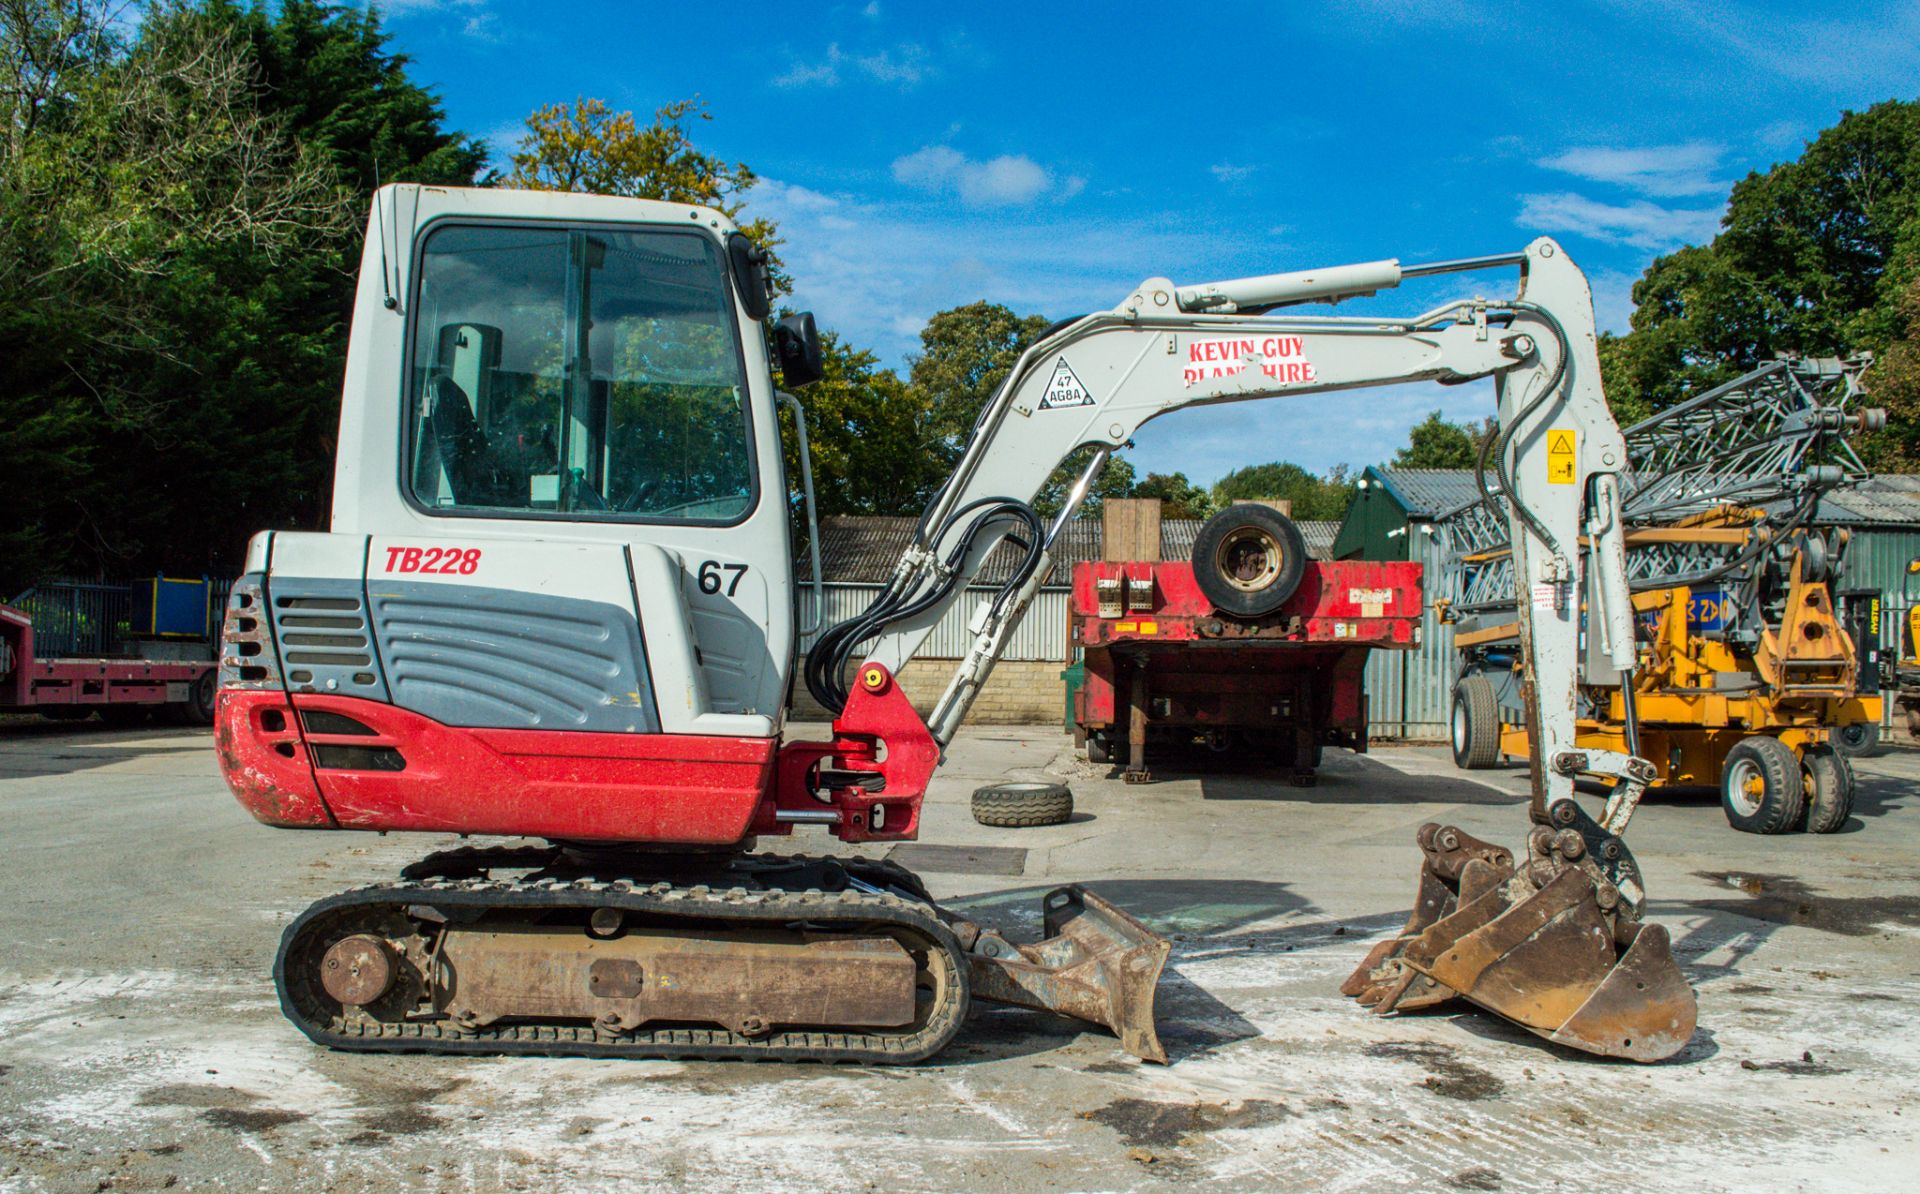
(961, 885, 1172, 1064)
(1347, 820, 1697, 1062)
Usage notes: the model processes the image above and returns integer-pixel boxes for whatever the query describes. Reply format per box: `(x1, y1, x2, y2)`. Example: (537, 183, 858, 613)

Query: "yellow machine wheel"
(1720, 737, 1805, 835)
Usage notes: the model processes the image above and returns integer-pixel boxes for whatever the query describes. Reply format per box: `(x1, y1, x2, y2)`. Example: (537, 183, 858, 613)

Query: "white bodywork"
(289, 186, 794, 735)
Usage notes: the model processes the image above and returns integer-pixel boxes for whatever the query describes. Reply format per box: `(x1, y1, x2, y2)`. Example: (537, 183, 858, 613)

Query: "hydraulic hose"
(1480, 301, 1572, 563)
(806, 495, 1045, 714)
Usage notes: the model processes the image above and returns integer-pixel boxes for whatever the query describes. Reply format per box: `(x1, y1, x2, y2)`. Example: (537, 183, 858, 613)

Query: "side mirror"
(727, 232, 772, 321)
(775, 311, 825, 387)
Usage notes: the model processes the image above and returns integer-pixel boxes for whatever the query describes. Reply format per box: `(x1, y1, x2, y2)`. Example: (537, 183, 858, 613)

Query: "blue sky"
(376, 0, 1920, 484)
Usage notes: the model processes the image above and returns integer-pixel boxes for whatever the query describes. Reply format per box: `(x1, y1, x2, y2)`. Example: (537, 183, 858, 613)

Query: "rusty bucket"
(958, 885, 1171, 1063)
(1345, 813, 1696, 1063)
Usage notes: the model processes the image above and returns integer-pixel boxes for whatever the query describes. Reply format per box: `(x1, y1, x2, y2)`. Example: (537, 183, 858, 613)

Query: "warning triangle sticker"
(1549, 432, 1574, 454)
(1038, 357, 1096, 409)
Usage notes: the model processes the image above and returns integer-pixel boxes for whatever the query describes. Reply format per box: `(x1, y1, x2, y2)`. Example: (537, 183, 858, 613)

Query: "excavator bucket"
(1345, 816, 1696, 1062)
(958, 885, 1172, 1063)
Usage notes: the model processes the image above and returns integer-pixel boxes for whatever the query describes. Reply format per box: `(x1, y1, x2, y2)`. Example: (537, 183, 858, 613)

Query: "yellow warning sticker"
(1138, 621, 1159, 635)
(1547, 429, 1577, 484)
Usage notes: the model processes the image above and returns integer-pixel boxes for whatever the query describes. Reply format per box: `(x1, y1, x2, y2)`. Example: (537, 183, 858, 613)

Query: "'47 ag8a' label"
(383, 545, 481, 575)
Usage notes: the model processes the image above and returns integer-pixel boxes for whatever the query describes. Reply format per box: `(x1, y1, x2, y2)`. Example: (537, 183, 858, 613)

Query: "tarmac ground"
(1, 717, 1917, 1192)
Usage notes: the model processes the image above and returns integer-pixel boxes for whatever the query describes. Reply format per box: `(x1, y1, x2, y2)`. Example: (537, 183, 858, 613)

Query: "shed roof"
(1371, 468, 1485, 519)
(800, 515, 1340, 584)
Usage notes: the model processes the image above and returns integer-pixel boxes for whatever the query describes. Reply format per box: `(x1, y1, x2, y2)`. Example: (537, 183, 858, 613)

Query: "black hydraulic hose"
(805, 495, 1043, 714)
(1485, 301, 1572, 562)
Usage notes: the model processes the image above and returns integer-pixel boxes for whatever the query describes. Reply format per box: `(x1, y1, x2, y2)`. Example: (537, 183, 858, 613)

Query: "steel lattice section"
(1437, 357, 1874, 618)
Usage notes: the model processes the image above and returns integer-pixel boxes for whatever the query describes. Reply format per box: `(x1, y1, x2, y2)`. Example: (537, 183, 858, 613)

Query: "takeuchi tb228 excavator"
(215, 185, 1696, 1066)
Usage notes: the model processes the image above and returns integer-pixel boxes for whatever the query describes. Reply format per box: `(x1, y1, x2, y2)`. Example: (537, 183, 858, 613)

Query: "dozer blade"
(961, 885, 1171, 1063)
(1347, 817, 1696, 1063)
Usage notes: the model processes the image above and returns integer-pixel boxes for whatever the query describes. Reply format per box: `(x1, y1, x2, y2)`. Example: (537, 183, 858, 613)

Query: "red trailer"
(1, 589, 218, 726)
(1069, 556, 1423, 784)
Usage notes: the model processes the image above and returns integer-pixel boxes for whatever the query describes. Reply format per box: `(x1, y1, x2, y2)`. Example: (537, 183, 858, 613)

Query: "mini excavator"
(216, 185, 1695, 1065)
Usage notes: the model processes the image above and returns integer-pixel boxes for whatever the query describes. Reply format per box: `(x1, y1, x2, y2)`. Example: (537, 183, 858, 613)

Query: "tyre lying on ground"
(972, 782, 1074, 827)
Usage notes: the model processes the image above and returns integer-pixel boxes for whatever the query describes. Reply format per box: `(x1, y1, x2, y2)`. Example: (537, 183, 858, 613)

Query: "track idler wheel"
(1345, 810, 1696, 1062)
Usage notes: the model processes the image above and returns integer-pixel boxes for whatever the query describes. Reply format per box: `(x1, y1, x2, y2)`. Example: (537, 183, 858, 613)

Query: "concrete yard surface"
(2, 719, 1918, 1192)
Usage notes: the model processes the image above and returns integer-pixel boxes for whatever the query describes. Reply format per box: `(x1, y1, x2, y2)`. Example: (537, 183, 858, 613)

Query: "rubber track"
(275, 874, 970, 1064)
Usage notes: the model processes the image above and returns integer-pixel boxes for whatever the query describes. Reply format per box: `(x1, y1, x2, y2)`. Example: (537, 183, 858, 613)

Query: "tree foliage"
(1131, 472, 1215, 520)
(1391, 410, 1487, 470)
(777, 332, 945, 517)
(0, 0, 484, 593)
(1211, 461, 1355, 521)
(908, 301, 1054, 464)
(1601, 100, 1920, 463)
(507, 96, 785, 292)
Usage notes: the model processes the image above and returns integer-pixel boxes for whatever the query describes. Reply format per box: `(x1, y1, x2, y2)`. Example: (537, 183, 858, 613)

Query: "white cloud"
(891, 146, 1072, 207)
(1210, 163, 1257, 184)
(1515, 192, 1721, 251)
(751, 176, 1213, 366)
(771, 54, 841, 87)
(771, 41, 933, 88)
(1537, 142, 1725, 197)
(864, 0, 882, 15)
(379, 0, 485, 16)
(460, 12, 501, 41)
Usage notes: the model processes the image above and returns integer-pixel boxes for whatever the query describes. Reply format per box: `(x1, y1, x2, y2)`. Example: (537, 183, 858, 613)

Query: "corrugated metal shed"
(800, 514, 1339, 584)
(798, 513, 1342, 663)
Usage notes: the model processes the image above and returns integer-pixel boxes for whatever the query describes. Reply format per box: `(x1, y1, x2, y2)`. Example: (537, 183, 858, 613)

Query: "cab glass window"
(406, 223, 755, 521)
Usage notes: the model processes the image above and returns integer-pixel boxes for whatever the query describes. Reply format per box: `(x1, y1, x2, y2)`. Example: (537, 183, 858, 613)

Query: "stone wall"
(789, 656, 1067, 726)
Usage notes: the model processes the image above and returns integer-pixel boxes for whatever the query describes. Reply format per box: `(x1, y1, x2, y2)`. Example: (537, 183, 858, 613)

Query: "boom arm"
(818, 238, 1645, 826)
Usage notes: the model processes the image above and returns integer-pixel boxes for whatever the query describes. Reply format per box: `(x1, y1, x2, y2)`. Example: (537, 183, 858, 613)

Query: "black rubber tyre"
(1832, 720, 1885, 759)
(1450, 673, 1502, 770)
(1802, 743, 1855, 834)
(1721, 736, 1806, 834)
(971, 782, 1074, 828)
(168, 670, 217, 727)
(1190, 504, 1307, 619)
(1086, 732, 1111, 764)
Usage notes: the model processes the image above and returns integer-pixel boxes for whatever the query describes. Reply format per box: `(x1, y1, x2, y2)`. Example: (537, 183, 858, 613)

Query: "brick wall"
(789, 656, 1067, 726)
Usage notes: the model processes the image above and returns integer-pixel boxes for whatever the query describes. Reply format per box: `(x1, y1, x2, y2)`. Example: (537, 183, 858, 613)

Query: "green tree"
(1601, 99, 1920, 464)
(1211, 461, 1355, 521)
(907, 301, 1053, 464)
(1391, 410, 1482, 469)
(1130, 471, 1216, 519)
(777, 332, 945, 516)
(0, 0, 484, 592)
(507, 96, 785, 291)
